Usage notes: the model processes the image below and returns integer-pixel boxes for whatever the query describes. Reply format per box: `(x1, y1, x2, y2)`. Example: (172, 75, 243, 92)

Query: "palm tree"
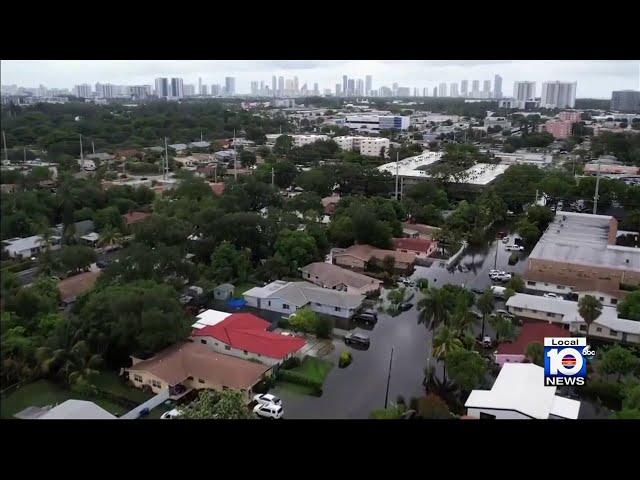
(432, 325, 463, 382)
(578, 295, 602, 339)
(418, 287, 449, 331)
(525, 342, 544, 366)
(35, 340, 102, 388)
(476, 288, 494, 339)
(449, 303, 479, 338)
(489, 314, 515, 343)
(98, 225, 122, 249)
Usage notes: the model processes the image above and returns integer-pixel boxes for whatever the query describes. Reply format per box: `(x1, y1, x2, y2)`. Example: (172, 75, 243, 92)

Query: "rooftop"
(393, 237, 433, 253)
(2, 235, 43, 252)
(37, 399, 116, 420)
(300, 262, 382, 290)
(465, 363, 580, 419)
(128, 342, 270, 389)
(244, 280, 365, 309)
(529, 212, 640, 271)
(122, 211, 152, 226)
(496, 322, 569, 355)
(334, 244, 417, 265)
(58, 270, 101, 303)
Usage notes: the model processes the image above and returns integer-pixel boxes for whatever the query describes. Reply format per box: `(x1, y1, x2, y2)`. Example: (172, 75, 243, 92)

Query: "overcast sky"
(2, 60, 638, 98)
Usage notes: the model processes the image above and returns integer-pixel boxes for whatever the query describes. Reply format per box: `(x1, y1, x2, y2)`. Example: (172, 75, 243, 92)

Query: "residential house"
(122, 211, 152, 226)
(80, 232, 100, 247)
(465, 363, 581, 419)
(244, 280, 365, 319)
(332, 244, 416, 273)
(321, 194, 341, 215)
(190, 311, 306, 366)
(401, 222, 441, 240)
(3, 235, 47, 259)
(58, 270, 101, 306)
(392, 237, 438, 259)
(299, 262, 382, 295)
(125, 342, 272, 402)
(208, 182, 225, 196)
(14, 399, 116, 420)
(213, 283, 235, 300)
(506, 293, 640, 345)
(494, 322, 569, 366)
(86, 152, 115, 162)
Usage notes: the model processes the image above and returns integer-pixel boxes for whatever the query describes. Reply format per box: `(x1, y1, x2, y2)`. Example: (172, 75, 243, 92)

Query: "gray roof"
(189, 141, 211, 148)
(86, 152, 114, 161)
(2, 235, 43, 252)
(214, 283, 235, 291)
(529, 212, 640, 272)
(37, 400, 116, 420)
(244, 280, 364, 309)
(169, 144, 188, 150)
(14, 406, 49, 419)
(74, 220, 95, 236)
(300, 262, 381, 290)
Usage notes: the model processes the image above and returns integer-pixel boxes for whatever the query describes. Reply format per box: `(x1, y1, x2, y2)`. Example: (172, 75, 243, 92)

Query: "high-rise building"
(335, 84, 341, 96)
(250, 81, 259, 95)
(483, 80, 491, 98)
(423, 87, 428, 97)
(513, 81, 536, 102)
(129, 85, 148, 99)
(278, 76, 284, 97)
(365, 75, 372, 96)
(184, 84, 195, 97)
(293, 76, 299, 94)
(155, 78, 169, 98)
(392, 82, 399, 96)
(347, 79, 355, 96)
(73, 84, 92, 98)
(313, 83, 319, 95)
(450, 83, 459, 98)
(224, 77, 235, 96)
(201, 85, 208, 96)
(461, 80, 468, 98)
(433, 87, 438, 97)
(272, 76, 277, 97)
(356, 79, 364, 96)
(260, 81, 264, 95)
(471, 80, 480, 97)
(494, 75, 503, 99)
(170, 78, 184, 99)
(438, 83, 447, 97)
(540, 81, 577, 109)
(343, 76, 348, 97)
(611, 90, 640, 112)
(198, 77, 202, 95)
(211, 84, 220, 96)
(95, 83, 115, 98)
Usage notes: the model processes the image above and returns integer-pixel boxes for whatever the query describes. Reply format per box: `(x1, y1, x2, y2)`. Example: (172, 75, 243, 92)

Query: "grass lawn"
(290, 356, 333, 384)
(91, 371, 153, 404)
(234, 282, 259, 297)
(274, 381, 315, 396)
(1, 380, 128, 419)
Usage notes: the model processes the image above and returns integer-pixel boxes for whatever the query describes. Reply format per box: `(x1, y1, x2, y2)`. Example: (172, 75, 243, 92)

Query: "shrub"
(281, 356, 301, 370)
(278, 318, 290, 329)
(339, 350, 353, 368)
(315, 316, 333, 339)
(416, 278, 429, 290)
(277, 369, 323, 396)
(581, 378, 624, 410)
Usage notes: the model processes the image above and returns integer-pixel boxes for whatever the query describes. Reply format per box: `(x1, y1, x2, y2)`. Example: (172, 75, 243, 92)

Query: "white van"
(490, 286, 507, 299)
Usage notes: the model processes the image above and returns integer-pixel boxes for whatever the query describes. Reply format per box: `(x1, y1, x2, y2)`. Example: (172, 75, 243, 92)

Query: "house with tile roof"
(392, 237, 438, 259)
(244, 280, 365, 319)
(494, 322, 569, 366)
(190, 311, 306, 365)
(299, 262, 382, 295)
(125, 342, 272, 402)
(332, 244, 417, 273)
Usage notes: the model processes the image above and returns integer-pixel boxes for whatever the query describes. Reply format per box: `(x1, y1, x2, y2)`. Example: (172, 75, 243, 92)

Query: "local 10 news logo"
(544, 337, 595, 386)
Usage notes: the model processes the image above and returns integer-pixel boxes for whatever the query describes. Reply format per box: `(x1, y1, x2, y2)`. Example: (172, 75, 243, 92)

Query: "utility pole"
(494, 235, 499, 269)
(79, 134, 84, 169)
(384, 347, 394, 409)
(395, 152, 399, 200)
(23, 147, 26, 164)
(164, 137, 168, 181)
(271, 166, 275, 187)
(233, 129, 238, 182)
(593, 160, 601, 215)
(2, 130, 8, 162)
(92, 140, 95, 155)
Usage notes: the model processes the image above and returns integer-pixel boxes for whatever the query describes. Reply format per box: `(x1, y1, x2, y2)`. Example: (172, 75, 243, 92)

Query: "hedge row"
(277, 370, 322, 396)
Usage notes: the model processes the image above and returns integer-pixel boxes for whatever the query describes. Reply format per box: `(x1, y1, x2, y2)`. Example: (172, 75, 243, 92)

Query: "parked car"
(355, 311, 378, 324)
(96, 260, 108, 269)
(492, 272, 512, 282)
(490, 286, 507, 299)
(253, 403, 283, 419)
(398, 302, 413, 312)
(505, 244, 525, 252)
(345, 332, 370, 347)
(137, 408, 150, 419)
(253, 393, 282, 407)
(501, 236, 510, 244)
(489, 269, 505, 277)
(471, 287, 485, 294)
(495, 309, 515, 319)
(160, 409, 183, 420)
(543, 292, 559, 299)
(457, 264, 470, 273)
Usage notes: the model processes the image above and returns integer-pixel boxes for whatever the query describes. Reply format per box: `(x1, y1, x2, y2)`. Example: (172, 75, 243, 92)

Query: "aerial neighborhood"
(1, 63, 639, 421)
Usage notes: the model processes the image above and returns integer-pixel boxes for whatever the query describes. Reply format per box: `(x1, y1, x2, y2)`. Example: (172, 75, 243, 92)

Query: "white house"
(465, 363, 581, 420)
(3, 235, 47, 259)
(244, 280, 365, 319)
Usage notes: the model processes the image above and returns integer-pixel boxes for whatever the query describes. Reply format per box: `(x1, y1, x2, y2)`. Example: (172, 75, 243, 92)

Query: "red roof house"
(191, 312, 306, 365)
(494, 322, 569, 366)
(392, 237, 437, 258)
(122, 211, 152, 226)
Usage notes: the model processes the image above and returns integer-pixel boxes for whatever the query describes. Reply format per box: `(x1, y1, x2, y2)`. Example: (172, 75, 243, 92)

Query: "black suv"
(344, 332, 370, 347)
(355, 310, 378, 324)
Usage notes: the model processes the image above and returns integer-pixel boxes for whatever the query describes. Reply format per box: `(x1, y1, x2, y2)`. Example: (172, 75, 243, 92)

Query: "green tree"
(210, 241, 251, 283)
(289, 307, 317, 333)
(273, 135, 294, 156)
(476, 288, 494, 339)
(597, 345, 640, 381)
(56, 245, 97, 274)
(416, 393, 451, 419)
(418, 287, 449, 331)
(93, 206, 124, 231)
(489, 314, 515, 342)
(507, 275, 525, 293)
(446, 349, 487, 392)
(617, 291, 640, 321)
(525, 342, 544, 367)
(273, 229, 318, 275)
(432, 325, 463, 382)
(382, 255, 396, 276)
(516, 218, 540, 245)
(449, 302, 479, 338)
(181, 389, 251, 419)
(578, 295, 603, 338)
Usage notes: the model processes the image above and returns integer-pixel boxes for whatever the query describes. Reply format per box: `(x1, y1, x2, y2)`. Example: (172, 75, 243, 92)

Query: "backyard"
(275, 356, 334, 396)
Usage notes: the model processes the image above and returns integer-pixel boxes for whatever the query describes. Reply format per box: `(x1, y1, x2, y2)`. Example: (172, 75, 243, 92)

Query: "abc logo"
(546, 347, 584, 376)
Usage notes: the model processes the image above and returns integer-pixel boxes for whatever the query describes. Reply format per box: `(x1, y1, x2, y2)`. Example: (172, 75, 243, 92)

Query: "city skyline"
(1, 60, 638, 98)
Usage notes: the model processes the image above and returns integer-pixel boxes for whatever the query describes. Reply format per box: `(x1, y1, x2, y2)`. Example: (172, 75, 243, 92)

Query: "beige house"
(124, 342, 272, 402)
(300, 262, 382, 295)
(333, 244, 416, 273)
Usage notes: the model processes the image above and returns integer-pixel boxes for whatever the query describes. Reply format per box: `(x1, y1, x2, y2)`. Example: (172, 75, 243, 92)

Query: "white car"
(493, 272, 512, 282)
(489, 269, 505, 277)
(160, 409, 183, 420)
(253, 403, 283, 419)
(505, 244, 525, 252)
(253, 393, 282, 407)
(543, 292, 559, 299)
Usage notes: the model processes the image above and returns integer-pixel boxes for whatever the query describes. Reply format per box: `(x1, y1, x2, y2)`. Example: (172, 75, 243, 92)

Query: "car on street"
(489, 269, 505, 277)
(345, 332, 370, 347)
(398, 302, 413, 312)
(470, 309, 483, 319)
(502, 236, 510, 244)
(543, 292, 559, 299)
(490, 286, 507, 299)
(96, 260, 109, 269)
(505, 244, 525, 252)
(253, 393, 282, 407)
(471, 287, 485, 295)
(137, 407, 150, 418)
(160, 409, 183, 420)
(495, 309, 515, 319)
(253, 403, 283, 419)
(457, 264, 470, 273)
(492, 272, 512, 282)
(355, 310, 378, 324)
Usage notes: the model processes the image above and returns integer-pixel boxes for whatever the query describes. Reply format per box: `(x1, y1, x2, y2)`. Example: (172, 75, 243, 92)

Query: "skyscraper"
(313, 83, 319, 95)
(260, 81, 264, 95)
(201, 85, 208, 96)
(224, 77, 235, 96)
(272, 76, 277, 97)
(483, 80, 491, 98)
(343, 76, 348, 97)
(433, 86, 438, 97)
(513, 81, 537, 102)
(183, 84, 195, 97)
(211, 84, 220, 96)
(335, 84, 341, 96)
(250, 81, 259, 95)
(423, 87, 427, 97)
(471, 80, 480, 97)
(365, 75, 372, 96)
(293, 76, 299, 94)
(438, 83, 447, 97)
(356, 79, 364, 96)
(155, 78, 170, 98)
(198, 77, 202, 95)
(494, 75, 503, 99)
(73, 84, 92, 98)
(347, 79, 355, 96)
(611, 90, 640, 112)
(540, 81, 577, 108)
(450, 82, 459, 98)
(392, 82, 398, 96)
(278, 76, 284, 97)
(169, 78, 184, 99)
(461, 80, 468, 98)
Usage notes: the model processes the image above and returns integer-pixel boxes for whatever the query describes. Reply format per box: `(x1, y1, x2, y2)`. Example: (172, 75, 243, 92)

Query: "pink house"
(494, 322, 569, 366)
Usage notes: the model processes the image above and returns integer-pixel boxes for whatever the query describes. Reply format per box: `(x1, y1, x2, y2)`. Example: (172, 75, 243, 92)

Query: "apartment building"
(334, 136, 389, 157)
